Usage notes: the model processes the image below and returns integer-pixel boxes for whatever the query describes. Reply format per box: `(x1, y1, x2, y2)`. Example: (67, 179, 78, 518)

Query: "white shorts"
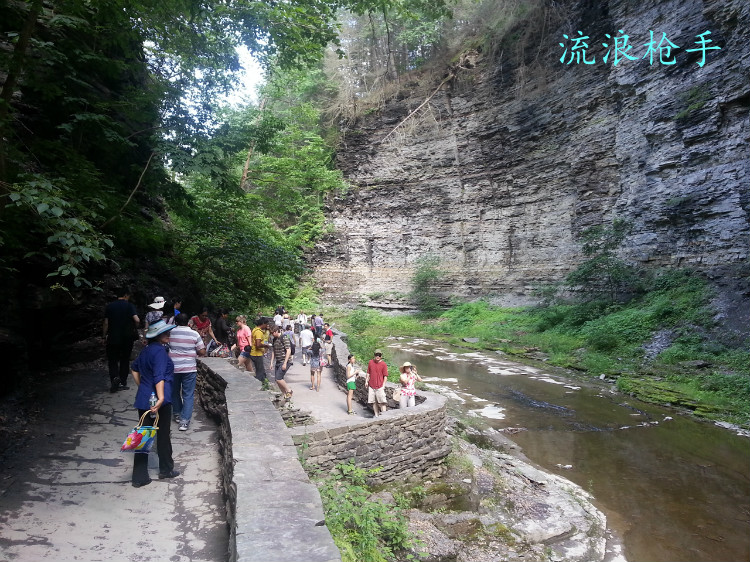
(368, 386, 387, 404)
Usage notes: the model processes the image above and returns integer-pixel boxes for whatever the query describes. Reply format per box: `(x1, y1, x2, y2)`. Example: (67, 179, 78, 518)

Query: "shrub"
(440, 300, 493, 328)
(410, 256, 444, 315)
(348, 308, 380, 334)
(317, 462, 414, 562)
(565, 219, 640, 302)
(285, 284, 320, 313)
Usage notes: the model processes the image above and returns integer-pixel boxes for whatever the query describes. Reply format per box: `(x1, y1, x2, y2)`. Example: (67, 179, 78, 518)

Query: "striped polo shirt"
(168, 326, 204, 373)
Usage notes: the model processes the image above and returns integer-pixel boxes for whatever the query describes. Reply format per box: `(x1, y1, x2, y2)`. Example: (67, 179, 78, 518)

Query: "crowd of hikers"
(104, 288, 422, 487)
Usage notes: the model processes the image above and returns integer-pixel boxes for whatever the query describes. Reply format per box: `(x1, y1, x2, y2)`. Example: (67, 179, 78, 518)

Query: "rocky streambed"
(386, 418, 618, 562)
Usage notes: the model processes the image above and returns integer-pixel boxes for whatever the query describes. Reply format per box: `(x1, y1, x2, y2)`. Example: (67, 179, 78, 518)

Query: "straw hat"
(400, 361, 414, 373)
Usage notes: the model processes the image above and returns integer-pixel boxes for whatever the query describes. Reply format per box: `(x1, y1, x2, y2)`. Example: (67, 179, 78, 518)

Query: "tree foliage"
(171, 177, 303, 310)
(566, 219, 640, 302)
(410, 255, 444, 315)
(168, 65, 347, 309)
(0, 0, 354, 302)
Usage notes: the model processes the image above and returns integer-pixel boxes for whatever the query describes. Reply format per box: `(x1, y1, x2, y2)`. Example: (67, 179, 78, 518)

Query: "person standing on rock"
(168, 313, 205, 432)
(103, 286, 140, 393)
(366, 349, 389, 417)
(299, 324, 314, 366)
(130, 319, 179, 487)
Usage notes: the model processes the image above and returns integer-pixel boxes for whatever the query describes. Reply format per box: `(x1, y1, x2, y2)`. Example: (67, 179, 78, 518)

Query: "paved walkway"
(0, 346, 362, 561)
(0, 359, 227, 562)
(271, 354, 371, 422)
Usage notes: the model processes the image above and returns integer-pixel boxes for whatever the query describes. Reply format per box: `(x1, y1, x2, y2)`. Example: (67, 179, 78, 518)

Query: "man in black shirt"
(103, 287, 140, 393)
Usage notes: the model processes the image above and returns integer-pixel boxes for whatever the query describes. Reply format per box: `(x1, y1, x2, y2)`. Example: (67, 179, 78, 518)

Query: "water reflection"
(386, 337, 750, 562)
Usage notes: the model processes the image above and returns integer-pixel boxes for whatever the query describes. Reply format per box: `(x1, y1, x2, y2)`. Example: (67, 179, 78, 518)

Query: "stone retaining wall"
(196, 357, 341, 562)
(289, 331, 451, 482)
(194, 330, 451, 560)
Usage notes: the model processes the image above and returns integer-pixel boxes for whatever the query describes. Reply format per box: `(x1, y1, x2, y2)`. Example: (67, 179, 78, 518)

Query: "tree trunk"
(0, 0, 43, 183)
(240, 98, 267, 191)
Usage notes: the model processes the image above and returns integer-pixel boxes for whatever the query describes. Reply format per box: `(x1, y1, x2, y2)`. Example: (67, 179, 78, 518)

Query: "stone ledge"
(197, 358, 341, 562)
(290, 330, 451, 482)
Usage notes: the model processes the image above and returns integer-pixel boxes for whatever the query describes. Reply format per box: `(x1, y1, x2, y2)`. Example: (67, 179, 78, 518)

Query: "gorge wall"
(311, 0, 749, 307)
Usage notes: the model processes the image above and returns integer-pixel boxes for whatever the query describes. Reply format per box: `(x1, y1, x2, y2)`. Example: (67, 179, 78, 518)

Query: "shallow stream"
(386, 337, 750, 562)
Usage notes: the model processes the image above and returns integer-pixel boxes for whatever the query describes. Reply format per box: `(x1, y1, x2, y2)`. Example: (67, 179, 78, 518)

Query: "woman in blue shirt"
(130, 319, 179, 487)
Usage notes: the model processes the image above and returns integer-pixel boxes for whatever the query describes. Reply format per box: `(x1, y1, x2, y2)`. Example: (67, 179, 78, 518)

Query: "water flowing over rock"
(312, 0, 749, 307)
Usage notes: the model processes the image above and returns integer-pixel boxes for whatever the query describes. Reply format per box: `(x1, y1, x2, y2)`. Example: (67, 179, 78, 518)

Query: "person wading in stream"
(366, 349, 388, 417)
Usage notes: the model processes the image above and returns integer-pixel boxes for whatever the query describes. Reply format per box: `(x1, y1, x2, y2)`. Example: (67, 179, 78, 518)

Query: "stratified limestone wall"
(311, 0, 749, 306)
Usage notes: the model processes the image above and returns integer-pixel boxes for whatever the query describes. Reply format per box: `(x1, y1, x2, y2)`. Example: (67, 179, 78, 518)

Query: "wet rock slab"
(404, 438, 608, 562)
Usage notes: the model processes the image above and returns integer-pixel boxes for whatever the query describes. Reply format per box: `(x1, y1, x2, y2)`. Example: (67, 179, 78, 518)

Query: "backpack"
(311, 339, 321, 355)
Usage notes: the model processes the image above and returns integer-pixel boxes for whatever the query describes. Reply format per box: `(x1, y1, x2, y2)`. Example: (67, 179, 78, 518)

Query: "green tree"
(0, 0, 365, 293)
(171, 177, 303, 310)
(410, 255, 444, 314)
(566, 219, 639, 302)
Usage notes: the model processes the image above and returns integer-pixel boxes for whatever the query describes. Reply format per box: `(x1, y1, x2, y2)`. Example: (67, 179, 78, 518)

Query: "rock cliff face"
(312, 0, 749, 307)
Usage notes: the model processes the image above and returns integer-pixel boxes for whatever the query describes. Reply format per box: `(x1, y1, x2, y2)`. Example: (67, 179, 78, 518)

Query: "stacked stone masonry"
(195, 330, 451, 561)
(196, 357, 342, 562)
(289, 331, 451, 481)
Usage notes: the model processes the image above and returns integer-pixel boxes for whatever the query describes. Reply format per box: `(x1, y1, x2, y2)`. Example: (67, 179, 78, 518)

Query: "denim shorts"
(240, 350, 251, 358)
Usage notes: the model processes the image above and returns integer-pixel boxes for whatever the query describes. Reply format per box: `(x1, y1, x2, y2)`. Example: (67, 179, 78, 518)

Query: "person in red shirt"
(323, 323, 334, 366)
(366, 349, 389, 417)
(188, 308, 217, 346)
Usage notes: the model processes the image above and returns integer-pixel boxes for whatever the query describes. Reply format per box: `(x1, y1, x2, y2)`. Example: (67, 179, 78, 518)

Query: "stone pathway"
(280, 354, 370, 422)
(0, 346, 366, 562)
(0, 359, 227, 562)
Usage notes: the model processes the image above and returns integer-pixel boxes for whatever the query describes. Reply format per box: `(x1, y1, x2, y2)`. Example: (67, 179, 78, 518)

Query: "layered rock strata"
(312, 0, 749, 306)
